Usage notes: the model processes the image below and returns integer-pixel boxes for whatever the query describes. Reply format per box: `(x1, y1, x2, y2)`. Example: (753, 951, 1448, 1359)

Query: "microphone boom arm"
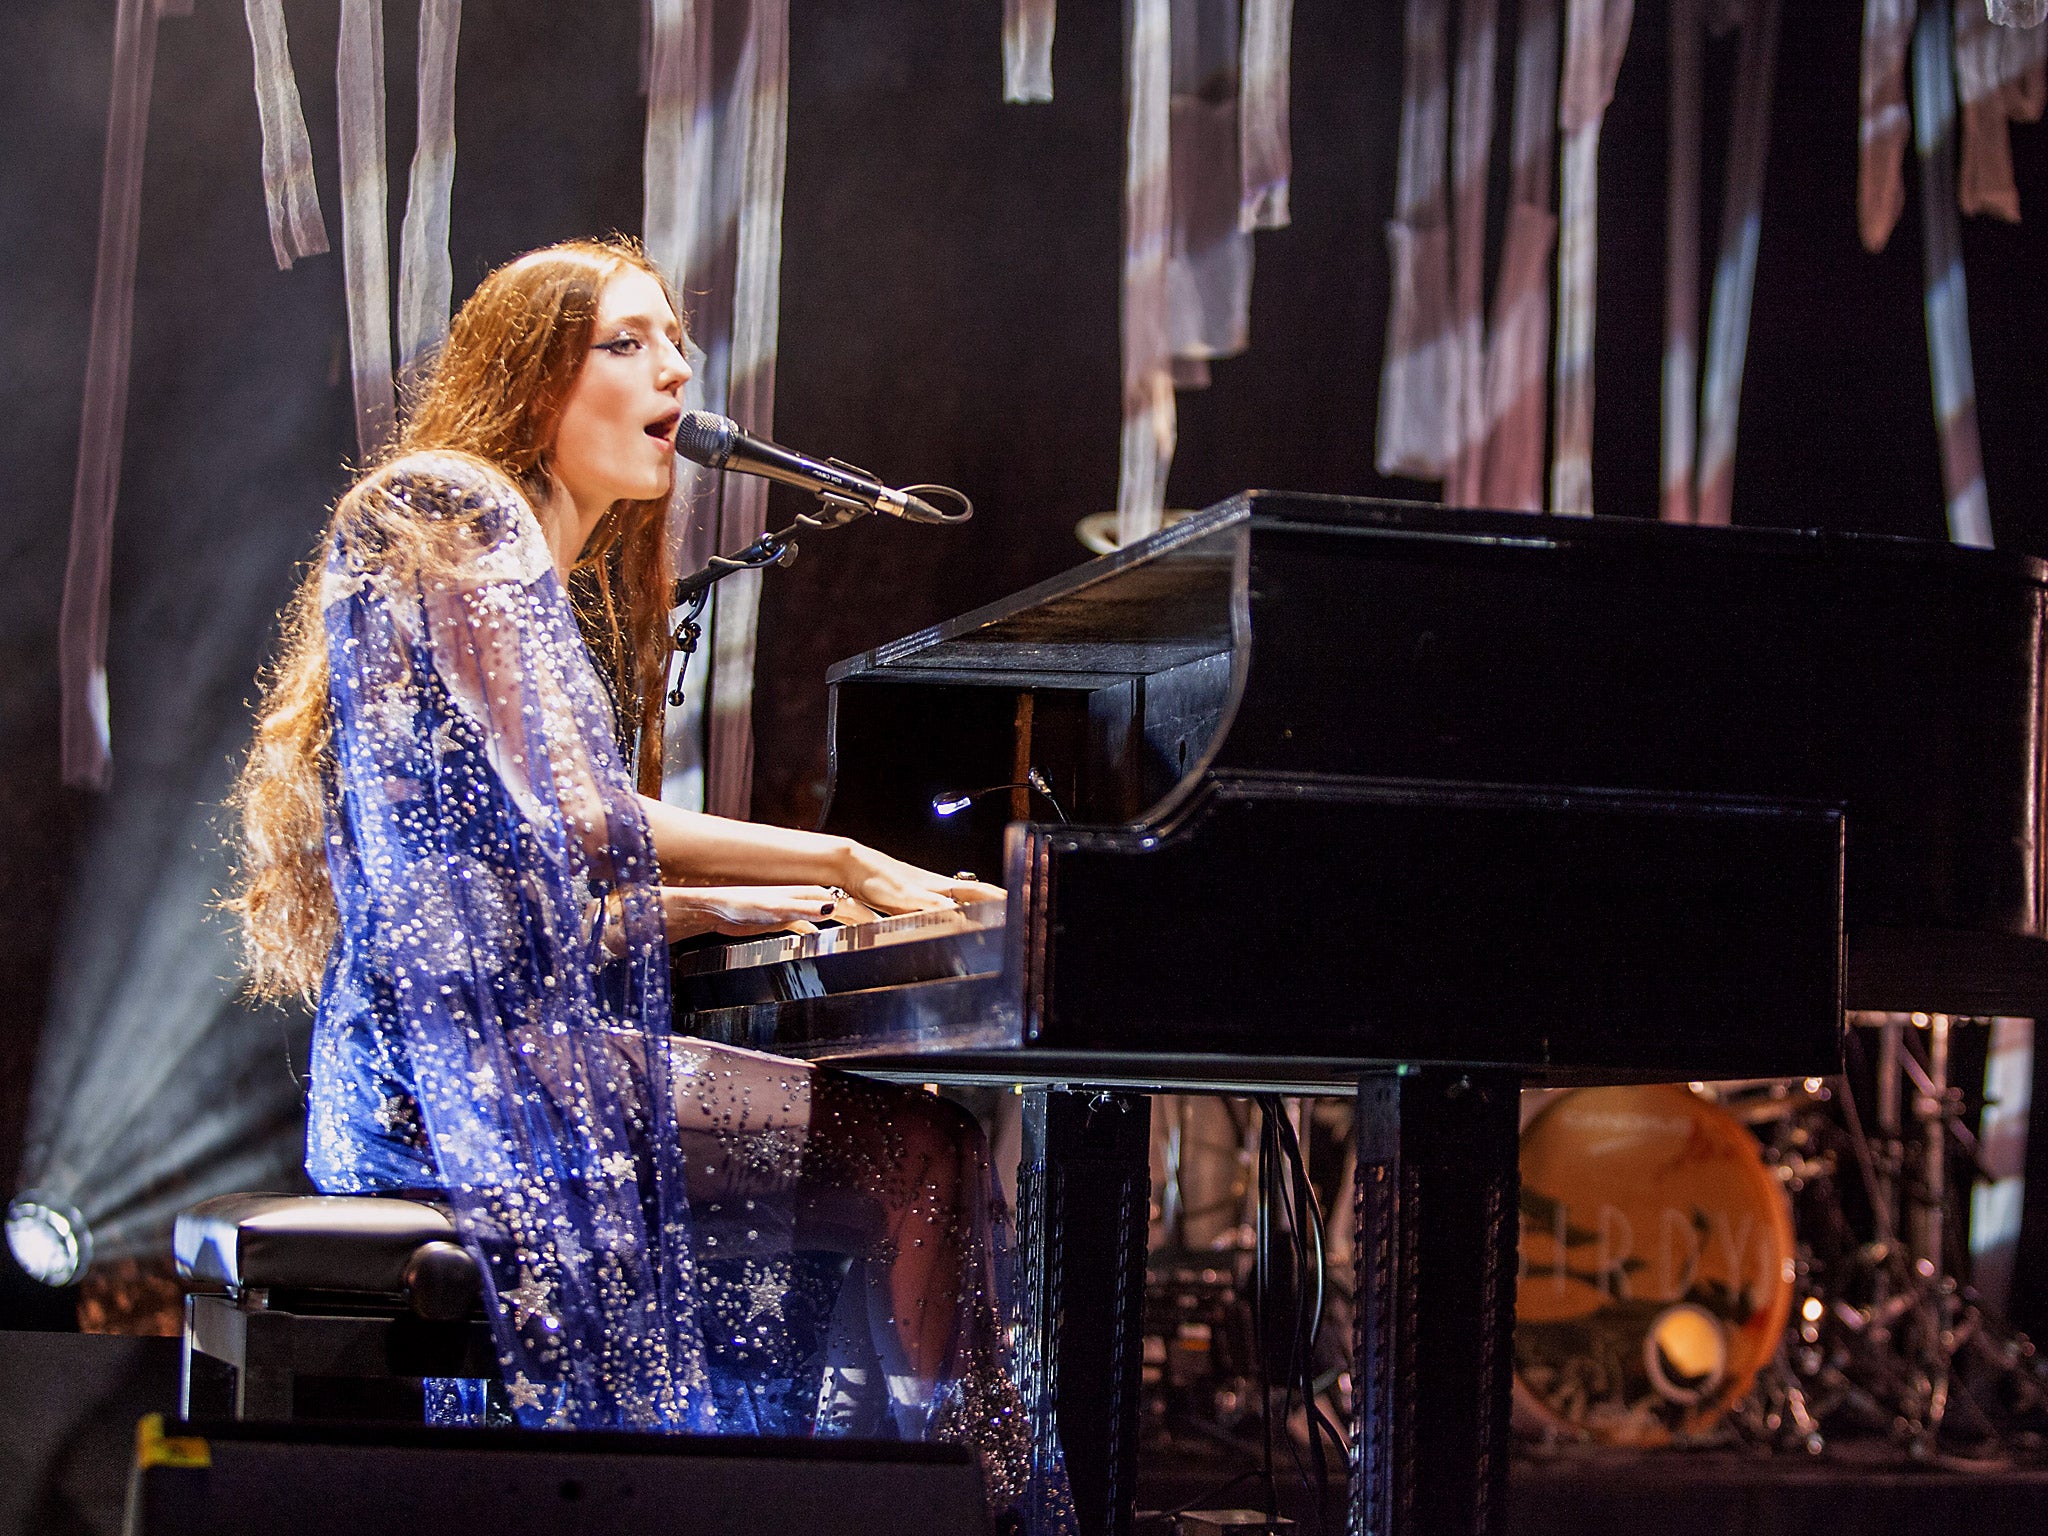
(665, 473, 971, 711)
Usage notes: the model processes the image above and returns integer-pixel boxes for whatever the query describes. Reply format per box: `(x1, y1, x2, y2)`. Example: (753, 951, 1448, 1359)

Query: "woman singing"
(230, 238, 1065, 1530)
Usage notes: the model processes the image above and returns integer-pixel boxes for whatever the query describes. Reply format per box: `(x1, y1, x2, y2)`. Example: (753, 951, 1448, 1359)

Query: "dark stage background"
(3, 1, 2046, 1323)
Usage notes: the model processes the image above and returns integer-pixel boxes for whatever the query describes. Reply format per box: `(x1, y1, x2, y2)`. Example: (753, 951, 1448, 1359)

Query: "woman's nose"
(659, 338, 691, 389)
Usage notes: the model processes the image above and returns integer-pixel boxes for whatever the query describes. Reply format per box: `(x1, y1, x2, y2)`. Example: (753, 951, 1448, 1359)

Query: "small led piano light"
(928, 768, 1069, 823)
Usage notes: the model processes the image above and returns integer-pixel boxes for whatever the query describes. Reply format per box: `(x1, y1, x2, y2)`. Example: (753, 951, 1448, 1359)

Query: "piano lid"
(828, 503, 1244, 687)
(825, 494, 2048, 1013)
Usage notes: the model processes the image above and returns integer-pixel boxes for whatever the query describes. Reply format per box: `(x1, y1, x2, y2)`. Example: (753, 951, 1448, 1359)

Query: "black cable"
(1253, 1105, 1280, 1523)
(1132, 1466, 1267, 1530)
(1266, 1102, 1316, 1530)
(667, 495, 895, 706)
(1262, 1097, 1345, 1531)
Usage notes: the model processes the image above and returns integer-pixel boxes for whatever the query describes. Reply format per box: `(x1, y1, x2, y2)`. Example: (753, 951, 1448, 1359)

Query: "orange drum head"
(1515, 1083, 1794, 1446)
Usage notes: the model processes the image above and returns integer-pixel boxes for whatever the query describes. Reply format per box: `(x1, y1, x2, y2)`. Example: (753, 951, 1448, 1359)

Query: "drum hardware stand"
(1732, 1337, 1828, 1455)
(1780, 1015, 2048, 1460)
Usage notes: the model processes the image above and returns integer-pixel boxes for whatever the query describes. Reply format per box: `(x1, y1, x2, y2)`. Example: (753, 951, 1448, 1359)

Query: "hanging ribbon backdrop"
(1955, 0, 2047, 221)
(1660, 0, 1702, 524)
(1859, 0, 2045, 551)
(1004, 0, 1057, 102)
(399, 0, 461, 391)
(1377, 0, 1455, 483)
(61, 0, 2048, 789)
(1367, 0, 2041, 533)
(1915, 0, 1994, 547)
(57, 0, 192, 790)
(244, 0, 329, 270)
(1375, 0, 1575, 513)
(1691, 0, 1781, 529)
(645, 0, 791, 818)
(336, 0, 464, 461)
(1476, 0, 1558, 511)
(59, 0, 467, 784)
(1117, 0, 1293, 545)
(1549, 0, 1632, 515)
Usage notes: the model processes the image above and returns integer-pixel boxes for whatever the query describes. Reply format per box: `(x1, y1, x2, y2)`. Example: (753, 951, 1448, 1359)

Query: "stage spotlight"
(6, 1193, 92, 1286)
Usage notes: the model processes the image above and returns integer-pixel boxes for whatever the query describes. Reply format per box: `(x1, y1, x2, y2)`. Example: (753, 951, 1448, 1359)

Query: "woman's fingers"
(854, 859, 1006, 916)
(945, 878, 1006, 905)
(668, 885, 880, 931)
(709, 915, 818, 937)
(829, 892, 883, 924)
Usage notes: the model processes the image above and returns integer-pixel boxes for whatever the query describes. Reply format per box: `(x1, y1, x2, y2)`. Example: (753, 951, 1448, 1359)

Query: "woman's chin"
(617, 467, 674, 504)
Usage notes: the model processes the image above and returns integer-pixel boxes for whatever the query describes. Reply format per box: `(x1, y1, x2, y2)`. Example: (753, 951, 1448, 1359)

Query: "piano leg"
(1351, 1070, 1520, 1536)
(1016, 1087, 1153, 1536)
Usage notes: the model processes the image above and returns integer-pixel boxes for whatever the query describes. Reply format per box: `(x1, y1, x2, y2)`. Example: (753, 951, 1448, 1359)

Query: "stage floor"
(4, 1330, 2046, 1536)
(1138, 1439, 2048, 1535)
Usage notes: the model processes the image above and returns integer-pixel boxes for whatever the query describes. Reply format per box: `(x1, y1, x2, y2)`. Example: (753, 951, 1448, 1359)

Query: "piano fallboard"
(681, 776, 1845, 1089)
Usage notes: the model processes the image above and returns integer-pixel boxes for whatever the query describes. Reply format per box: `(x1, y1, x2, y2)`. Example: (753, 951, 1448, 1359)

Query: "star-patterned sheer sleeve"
(304, 455, 1071, 1532)
(311, 452, 710, 1430)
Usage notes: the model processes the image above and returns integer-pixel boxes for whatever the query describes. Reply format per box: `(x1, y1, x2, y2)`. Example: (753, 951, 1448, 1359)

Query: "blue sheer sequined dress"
(301, 454, 1068, 1530)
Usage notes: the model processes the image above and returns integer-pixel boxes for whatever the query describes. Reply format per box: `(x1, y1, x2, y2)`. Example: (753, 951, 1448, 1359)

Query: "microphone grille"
(674, 410, 737, 469)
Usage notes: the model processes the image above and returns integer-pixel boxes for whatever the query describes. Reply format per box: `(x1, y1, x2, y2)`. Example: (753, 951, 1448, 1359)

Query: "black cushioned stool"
(174, 1193, 494, 1421)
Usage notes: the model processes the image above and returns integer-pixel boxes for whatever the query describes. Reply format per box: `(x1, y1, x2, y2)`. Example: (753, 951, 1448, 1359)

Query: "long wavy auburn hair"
(229, 237, 681, 1003)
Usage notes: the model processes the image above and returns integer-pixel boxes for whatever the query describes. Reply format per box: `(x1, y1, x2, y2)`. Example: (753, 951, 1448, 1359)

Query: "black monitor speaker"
(124, 1418, 991, 1536)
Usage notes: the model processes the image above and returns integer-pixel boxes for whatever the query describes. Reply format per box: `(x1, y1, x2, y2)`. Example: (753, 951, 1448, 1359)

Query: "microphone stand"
(665, 479, 970, 709)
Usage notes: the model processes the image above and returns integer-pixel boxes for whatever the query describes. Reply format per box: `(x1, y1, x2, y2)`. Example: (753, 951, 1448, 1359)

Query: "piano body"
(674, 494, 2048, 1536)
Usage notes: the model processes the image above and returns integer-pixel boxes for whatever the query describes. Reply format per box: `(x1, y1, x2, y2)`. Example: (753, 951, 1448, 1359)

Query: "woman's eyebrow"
(601, 311, 684, 343)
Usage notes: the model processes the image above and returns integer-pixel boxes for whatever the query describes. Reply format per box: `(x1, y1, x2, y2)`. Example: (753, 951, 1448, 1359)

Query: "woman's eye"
(598, 336, 641, 355)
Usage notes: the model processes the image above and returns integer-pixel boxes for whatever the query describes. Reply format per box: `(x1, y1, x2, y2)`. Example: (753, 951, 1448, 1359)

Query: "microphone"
(674, 410, 965, 525)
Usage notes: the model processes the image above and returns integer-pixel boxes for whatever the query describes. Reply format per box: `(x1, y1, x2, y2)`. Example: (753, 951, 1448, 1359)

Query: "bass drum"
(1514, 1083, 1795, 1446)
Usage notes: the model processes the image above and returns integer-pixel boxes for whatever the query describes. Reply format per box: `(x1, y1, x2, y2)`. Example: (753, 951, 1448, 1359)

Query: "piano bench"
(172, 1193, 495, 1422)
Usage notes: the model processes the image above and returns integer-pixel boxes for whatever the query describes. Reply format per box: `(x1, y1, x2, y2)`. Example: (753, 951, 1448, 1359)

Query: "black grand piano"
(674, 494, 2048, 1536)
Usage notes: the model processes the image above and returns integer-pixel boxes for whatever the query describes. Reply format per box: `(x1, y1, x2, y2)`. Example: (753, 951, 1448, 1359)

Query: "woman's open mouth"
(645, 409, 681, 447)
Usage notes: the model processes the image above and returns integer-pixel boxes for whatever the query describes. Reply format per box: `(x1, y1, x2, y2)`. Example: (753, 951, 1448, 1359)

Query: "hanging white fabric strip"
(643, 0, 713, 290)
(1914, 0, 1994, 546)
(58, 0, 181, 788)
(1166, 0, 1252, 389)
(1442, 0, 1498, 505)
(1694, 0, 1780, 528)
(705, 0, 791, 819)
(1660, 0, 1701, 523)
(2005, 18, 2048, 117)
(1004, 0, 1056, 102)
(1971, 1017, 2034, 1315)
(397, 0, 461, 382)
(1859, 0, 1915, 252)
(643, 0, 718, 810)
(1118, 0, 1175, 546)
(1376, 0, 1455, 480)
(1954, 0, 2015, 218)
(1548, 0, 1632, 515)
(1476, 0, 1559, 512)
(1954, 0, 2045, 218)
(1239, 0, 1292, 229)
(337, 0, 396, 459)
(1989, 0, 2048, 27)
(243, 0, 330, 270)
